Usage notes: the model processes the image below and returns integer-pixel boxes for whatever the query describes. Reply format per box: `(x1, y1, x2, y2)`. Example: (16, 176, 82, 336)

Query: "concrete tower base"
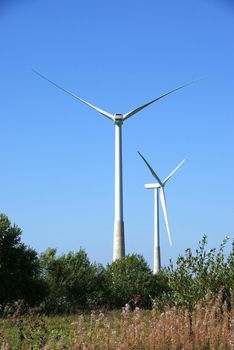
(154, 246, 161, 274)
(113, 221, 125, 261)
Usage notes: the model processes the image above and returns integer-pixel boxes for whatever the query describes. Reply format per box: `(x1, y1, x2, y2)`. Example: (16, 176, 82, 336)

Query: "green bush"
(105, 254, 168, 308)
(39, 248, 109, 313)
(1, 213, 233, 315)
(158, 235, 234, 311)
(0, 214, 46, 315)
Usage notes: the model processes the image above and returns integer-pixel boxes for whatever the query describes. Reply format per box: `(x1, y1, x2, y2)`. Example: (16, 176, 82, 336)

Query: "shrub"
(159, 235, 234, 311)
(0, 214, 45, 314)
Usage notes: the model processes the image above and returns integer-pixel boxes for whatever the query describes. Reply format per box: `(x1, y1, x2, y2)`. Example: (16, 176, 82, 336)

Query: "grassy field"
(0, 294, 234, 349)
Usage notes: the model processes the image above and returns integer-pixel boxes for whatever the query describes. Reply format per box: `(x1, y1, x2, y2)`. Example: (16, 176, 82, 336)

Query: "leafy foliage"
(1, 213, 233, 315)
(39, 248, 109, 313)
(160, 235, 234, 311)
(105, 254, 167, 308)
(0, 214, 45, 313)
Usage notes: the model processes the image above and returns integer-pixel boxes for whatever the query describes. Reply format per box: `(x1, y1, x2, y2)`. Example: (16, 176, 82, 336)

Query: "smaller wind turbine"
(138, 152, 185, 274)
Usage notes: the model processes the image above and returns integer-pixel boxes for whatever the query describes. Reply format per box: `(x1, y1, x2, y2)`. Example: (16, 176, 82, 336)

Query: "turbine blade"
(160, 187, 172, 246)
(138, 152, 163, 185)
(163, 159, 185, 185)
(32, 69, 114, 121)
(123, 79, 201, 121)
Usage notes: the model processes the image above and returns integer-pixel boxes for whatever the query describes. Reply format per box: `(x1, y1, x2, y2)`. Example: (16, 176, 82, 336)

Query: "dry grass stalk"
(67, 292, 233, 350)
(0, 291, 233, 349)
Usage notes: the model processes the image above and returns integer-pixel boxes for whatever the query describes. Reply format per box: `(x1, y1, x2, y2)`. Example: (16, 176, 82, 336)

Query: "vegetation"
(159, 235, 234, 312)
(39, 248, 109, 313)
(0, 214, 45, 315)
(0, 213, 234, 348)
(0, 291, 234, 349)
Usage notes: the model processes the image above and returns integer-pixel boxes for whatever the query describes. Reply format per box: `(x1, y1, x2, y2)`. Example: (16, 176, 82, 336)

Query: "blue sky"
(0, 0, 233, 268)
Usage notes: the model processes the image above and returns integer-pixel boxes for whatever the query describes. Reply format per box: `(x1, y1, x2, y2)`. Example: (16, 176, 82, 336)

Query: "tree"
(160, 235, 234, 311)
(0, 214, 45, 312)
(105, 254, 165, 308)
(39, 248, 108, 313)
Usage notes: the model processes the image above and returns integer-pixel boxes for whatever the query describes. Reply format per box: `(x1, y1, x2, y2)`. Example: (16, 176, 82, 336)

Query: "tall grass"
(1, 291, 233, 349)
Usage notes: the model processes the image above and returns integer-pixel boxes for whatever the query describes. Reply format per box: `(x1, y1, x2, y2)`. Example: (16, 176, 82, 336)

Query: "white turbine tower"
(33, 69, 194, 261)
(138, 152, 185, 273)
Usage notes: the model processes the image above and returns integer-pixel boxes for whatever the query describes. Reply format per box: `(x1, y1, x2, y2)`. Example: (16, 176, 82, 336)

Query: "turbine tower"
(33, 69, 194, 261)
(138, 152, 185, 273)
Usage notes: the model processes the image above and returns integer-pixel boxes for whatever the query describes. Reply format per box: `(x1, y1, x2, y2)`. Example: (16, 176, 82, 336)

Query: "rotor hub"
(114, 113, 123, 125)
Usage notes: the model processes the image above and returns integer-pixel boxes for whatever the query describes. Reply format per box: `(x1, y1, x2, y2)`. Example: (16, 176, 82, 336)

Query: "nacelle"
(114, 113, 123, 125)
(145, 183, 161, 189)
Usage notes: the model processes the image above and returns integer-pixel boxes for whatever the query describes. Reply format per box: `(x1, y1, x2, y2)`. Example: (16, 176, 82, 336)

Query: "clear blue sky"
(0, 0, 233, 268)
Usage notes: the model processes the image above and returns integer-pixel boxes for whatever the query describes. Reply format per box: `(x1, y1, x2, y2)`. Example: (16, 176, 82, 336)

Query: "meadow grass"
(0, 292, 233, 349)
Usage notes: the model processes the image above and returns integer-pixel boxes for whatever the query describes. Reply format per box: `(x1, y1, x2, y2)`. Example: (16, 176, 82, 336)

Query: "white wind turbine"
(138, 152, 185, 273)
(33, 69, 194, 261)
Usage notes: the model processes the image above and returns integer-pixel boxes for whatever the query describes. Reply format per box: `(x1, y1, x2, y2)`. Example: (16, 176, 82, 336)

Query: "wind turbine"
(33, 69, 194, 261)
(138, 152, 185, 273)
